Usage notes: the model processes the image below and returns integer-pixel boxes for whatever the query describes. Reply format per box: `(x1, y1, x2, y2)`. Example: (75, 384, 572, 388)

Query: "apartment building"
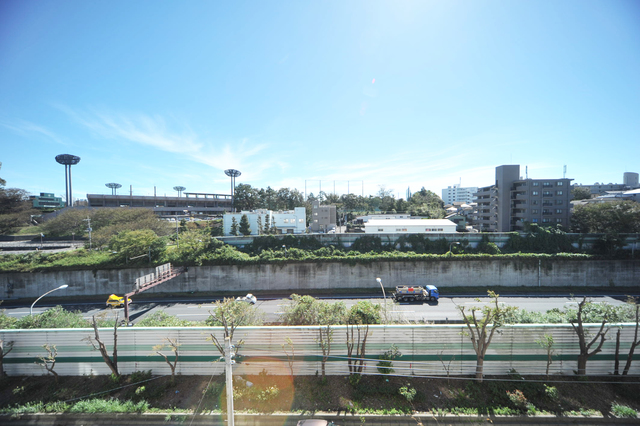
(474, 165, 572, 232)
(442, 183, 478, 205)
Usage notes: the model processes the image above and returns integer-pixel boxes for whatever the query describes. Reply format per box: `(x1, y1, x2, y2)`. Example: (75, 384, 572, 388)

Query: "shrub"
(544, 384, 559, 401)
(377, 344, 401, 374)
(611, 403, 638, 418)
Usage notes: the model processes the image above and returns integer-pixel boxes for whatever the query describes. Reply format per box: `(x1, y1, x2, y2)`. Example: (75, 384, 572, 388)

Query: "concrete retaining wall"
(2, 259, 639, 300)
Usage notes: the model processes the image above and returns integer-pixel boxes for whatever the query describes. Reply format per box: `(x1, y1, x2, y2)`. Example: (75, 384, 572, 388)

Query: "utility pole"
(225, 336, 235, 426)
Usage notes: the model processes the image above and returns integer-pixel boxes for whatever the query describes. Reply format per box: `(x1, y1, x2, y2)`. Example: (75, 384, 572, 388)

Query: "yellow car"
(106, 294, 131, 308)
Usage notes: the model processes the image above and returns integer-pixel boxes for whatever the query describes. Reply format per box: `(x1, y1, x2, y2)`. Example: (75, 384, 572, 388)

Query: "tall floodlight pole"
(55, 154, 81, 207)
(224, 169, 241, 212)
(105, 183, 122, 195)
(173, 186, 186, 198)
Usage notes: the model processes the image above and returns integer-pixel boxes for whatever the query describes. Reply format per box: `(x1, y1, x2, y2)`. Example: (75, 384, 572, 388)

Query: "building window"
(543, 182, 552, 187)
(532, 209, 538, 214)
(556, 209, 563, 214)
(557, 181, 563, 186)
(532, 200, 538, 205)
(378, 228, 384, 232)
(542, 218, 550, 223)
(313, 212, 318, 216)
(532, 191, 539, 196)
(557, 218, 562, 223)
(556, 200, 563, 205)
(557, 190, 563, 195)
(532, 218, 538, 223)
(543, 191, 552, 197)
(532, 182, 539, 186)
(313, 219, 318, 223)
(299, 218, 304, 223)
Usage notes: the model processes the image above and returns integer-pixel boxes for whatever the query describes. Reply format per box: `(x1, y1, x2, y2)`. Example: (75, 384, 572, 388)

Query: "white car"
(297, 420, 336, 426)
(235, 293, 257, 304)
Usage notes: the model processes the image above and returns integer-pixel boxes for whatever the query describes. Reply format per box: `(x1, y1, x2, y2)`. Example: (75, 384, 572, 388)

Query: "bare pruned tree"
(152, 338, 181, 383)
(206, 298, 263, 357)
(457, 291, 516, 382)
(83, 314, 119, 377)
(36, 343, 58, 381)
(570, 297, 609, 376)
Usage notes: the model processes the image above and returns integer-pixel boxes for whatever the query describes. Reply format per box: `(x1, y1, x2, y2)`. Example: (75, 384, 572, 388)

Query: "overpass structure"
(124, 263, 185, 323)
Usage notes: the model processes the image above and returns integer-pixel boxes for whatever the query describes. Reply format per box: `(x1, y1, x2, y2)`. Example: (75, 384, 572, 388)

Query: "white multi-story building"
(442, 184, 478, 205)
(223, 207, 306, 236)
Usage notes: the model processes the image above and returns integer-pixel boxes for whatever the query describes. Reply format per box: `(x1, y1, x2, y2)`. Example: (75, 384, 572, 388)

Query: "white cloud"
(57, 106, 288, 182)
(0, 119, 66, 145)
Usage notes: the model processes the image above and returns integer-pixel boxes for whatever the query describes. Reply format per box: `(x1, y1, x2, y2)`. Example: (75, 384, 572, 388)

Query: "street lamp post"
(31, 284, 69, 316)
(376, 277, 387, 323)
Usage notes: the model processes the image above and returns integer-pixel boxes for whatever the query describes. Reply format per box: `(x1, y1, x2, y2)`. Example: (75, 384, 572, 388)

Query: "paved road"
(3, 293, 631, 325)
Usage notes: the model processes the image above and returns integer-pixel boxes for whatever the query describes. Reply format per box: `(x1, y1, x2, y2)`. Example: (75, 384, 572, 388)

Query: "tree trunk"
(614, 329, 621, 375)
(475, 355, 484, 382)
(577, 354, 588, 375)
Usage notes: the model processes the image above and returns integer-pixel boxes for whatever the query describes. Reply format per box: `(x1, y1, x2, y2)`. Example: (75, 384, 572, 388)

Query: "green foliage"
(377, 344, 401, 374)
(571, 201, 640, 234)
(230, 217, 239, 236)
(0, 307, 17, 329)
(503, 224, 575, 254)
(41, 208, 172, 246)
(351, 235, 384, 253)
(248, 234, 322, 254)
(205, 298, 264, 327)
(14, 306, 90, 329)
(168, 228, 223, 265)
(544, 384, 559, 401)
(0, 166, 38, 235)
(398, 384, 416, 403)
(407, 187, 446, 218)
(68, 398, 150, 413)
(239, 214, 252, 236)
(108, 229, 166, 264)
(130, 370, 153, 382)
(134, 311, 198, 327)
(476, 235, 501, 254)
(347, 300, 382, 325)
(611, 403, 638, 418)
(571, 187, 592, 201)
(279, 294, 347, 325)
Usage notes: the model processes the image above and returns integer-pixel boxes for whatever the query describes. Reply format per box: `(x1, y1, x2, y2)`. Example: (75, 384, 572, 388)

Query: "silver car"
(296, 421, 336, 426)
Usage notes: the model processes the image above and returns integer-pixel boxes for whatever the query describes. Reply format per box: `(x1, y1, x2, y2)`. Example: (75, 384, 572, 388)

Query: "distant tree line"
(232, 183, 447, 223)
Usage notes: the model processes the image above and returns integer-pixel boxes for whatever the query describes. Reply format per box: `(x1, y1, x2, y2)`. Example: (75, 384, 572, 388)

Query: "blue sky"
(1, 0, 639, 202)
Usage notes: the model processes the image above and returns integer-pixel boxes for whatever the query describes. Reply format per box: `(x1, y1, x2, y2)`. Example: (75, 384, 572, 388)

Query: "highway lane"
(3, 294, 631, 325)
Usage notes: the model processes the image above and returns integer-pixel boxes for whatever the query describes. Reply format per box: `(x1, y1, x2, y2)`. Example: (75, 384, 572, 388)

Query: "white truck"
(393, 285, 439, 302)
